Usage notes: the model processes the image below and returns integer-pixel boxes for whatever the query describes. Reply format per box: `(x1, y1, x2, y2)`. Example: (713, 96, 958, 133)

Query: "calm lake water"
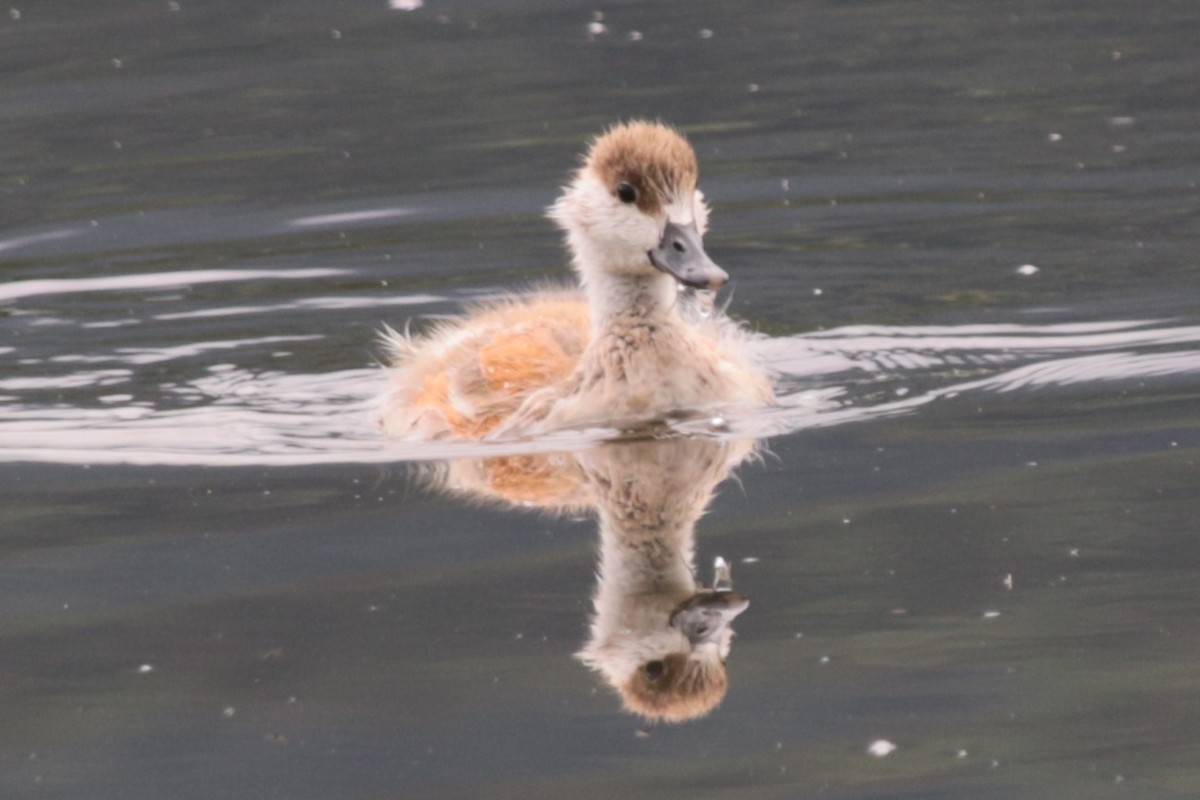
(3, 1, 1200, 798)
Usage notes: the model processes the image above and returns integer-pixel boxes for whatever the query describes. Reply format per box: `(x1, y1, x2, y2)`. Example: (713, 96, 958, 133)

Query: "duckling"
(378, 121, 773, 440)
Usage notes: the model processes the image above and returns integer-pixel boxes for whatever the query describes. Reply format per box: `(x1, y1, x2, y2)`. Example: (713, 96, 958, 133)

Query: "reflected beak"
(669, 590, 750, 646)
(648, 220, 728, 291)
(712, 556, 734, 593)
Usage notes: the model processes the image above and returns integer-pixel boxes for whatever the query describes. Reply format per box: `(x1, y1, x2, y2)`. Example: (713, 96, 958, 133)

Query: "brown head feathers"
(583, 121, 699, 216)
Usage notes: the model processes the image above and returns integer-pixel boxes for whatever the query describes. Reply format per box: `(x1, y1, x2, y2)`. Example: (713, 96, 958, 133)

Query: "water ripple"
(1, 319, 1197, 466)
(0, 268, 350, 304)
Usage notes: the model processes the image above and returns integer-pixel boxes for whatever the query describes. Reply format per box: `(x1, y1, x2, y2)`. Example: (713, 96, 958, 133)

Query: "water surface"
(3, 2, 1200, 798)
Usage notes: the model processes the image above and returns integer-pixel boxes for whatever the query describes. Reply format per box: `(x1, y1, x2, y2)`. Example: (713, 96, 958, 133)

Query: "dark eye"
(616, 182, 637, 204)
(642, 660, 665, 682)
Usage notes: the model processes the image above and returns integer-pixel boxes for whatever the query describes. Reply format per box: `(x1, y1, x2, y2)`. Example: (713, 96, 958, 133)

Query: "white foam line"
(289, 208, 412, 228)
(152, 294, 446, 321)
(0, 228, 85, 254)
(0, 268, 350, 304)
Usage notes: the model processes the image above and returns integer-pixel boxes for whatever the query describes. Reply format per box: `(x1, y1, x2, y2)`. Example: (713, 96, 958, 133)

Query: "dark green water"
(2, 1, 1200, 798)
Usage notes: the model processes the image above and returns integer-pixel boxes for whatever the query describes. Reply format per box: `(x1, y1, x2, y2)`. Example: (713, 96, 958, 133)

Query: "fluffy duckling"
(379, 121, 773, 439)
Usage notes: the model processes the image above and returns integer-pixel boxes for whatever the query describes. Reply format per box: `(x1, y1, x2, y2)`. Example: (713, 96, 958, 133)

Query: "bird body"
(379, 121, 772, 439)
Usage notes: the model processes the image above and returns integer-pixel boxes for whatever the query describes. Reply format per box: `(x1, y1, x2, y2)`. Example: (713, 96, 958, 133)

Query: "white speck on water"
(748, 83, 760, 93)
(699, 28, 713, 38)
(330, 29, 341, 39)
(1002, 573, 1014, 590)
(1069, 548, 1080, 557)
(587, 21, 607, 36)
(812, 287, 823, 296)
(740, 556, 759, 564)
(137, 664, 154, 674)
(1016, 264, 1039, 275)
(222, 706, 236, 718)
(842, 518, 851, 525)
(867, 740, 897, 757)
(983, 610, 1002, 619)
(1109, 116, 1135, 127)
(818, 655, 831, 665)
(1047, 132, 1062, 142)
(894, 387, 909, 397)
(955, 748, 969, 758)
(10, 8, 21, 20)
(111, 58, 123, 69)
(166, 1, 181, 11)
(628, 30, 642, 41)
(389, 0, 423, 9)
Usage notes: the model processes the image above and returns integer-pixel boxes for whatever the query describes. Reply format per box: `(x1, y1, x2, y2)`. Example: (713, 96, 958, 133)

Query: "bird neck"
(567, 236, 678, 334)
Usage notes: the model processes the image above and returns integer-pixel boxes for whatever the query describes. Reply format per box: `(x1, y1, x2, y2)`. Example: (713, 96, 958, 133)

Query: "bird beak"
(648, 220, 729, 291)
(669, 590, 750, 646)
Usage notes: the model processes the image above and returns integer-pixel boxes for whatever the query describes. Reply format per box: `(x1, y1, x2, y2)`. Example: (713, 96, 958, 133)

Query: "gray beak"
(648, 220, 729, 291)
(669, 590, 750, 646)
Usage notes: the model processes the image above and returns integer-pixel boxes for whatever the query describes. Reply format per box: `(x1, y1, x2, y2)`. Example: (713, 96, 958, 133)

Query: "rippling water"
(4, 2, 1200, 799)
(3, 267, 1199, 466)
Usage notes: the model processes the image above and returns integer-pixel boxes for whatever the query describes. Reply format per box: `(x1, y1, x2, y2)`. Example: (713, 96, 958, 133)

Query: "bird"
(377, 120, 773, 440)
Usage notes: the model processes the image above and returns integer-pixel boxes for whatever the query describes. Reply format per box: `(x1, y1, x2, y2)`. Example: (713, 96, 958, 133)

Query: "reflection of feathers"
(417, 436, 757, 722)
(574, 438, 756, 723)
(615, 651, 730, 724)
(412, 451, 593, 514)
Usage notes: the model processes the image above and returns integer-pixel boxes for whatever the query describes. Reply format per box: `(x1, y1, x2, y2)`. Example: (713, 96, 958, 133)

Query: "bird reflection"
(426, 435, 757, 723)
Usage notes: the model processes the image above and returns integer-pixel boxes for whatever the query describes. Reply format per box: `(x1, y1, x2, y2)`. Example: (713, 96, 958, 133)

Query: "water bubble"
(867, 739, 897, 757)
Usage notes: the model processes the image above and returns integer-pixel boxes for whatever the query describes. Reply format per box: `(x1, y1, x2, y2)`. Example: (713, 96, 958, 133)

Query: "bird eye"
(616, 182, 638, 204)
(642, 660, 665, 682)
